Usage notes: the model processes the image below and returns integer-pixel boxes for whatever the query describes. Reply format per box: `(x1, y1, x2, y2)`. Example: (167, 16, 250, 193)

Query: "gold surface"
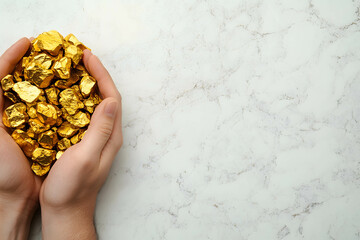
(66, 111, 90, 128)
(13, 81, 41, 103)
(75, 64, 90, 77)
(13, 62, 23, 82)
(27, 107, 37, 118)
(57, 121, 78, 138)
(4, 92, 19, 103)
(83, 93, 101, 114)
(57, 138, 71, 151)
(38, 130, 58, 149)
(11, 129, 39, 157)
(33, 53, 53, 69)
(32, 30, 64, 56)
(45, 86, 59, 105)
(54, 57, 71, 79)
(1, 75, 14, 91)
(70, 129, 86, 145)
(29, 118, 50, 134)
(3, 103, 28, 128)
(24, 62, 54, 88)
(31, 162, 50, 176)
(65, 45, 83, 65)
(79, 75, 96, 98)
(59, 88, 84, 115)
(65, 34, 90, 50)
(38, 95, 47, 102)
(56, 151, 64, 160)
(57, 122, 78, 138)
(36, 102, 58, 125)
(32, 147, 56, 166)
(71, 85, 84, 100)
(26, 128, 37, 139)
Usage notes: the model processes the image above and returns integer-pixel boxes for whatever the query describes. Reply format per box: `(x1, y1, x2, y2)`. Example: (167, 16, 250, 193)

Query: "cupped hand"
(40, 50, 123, 239)
(0, 38, 42, 239)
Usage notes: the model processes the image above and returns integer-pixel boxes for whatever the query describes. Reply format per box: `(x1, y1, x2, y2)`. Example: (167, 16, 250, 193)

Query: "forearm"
(41, 204, 96, 240)
(0, 197, 37, 240)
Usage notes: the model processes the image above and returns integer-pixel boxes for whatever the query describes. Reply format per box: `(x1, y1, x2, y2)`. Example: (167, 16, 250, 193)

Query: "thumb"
(80, 97, 118, 156)
(0, 88, 4, 126)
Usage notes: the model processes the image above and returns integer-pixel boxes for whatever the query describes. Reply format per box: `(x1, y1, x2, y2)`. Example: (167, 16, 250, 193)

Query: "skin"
(0, 38, 123, 240)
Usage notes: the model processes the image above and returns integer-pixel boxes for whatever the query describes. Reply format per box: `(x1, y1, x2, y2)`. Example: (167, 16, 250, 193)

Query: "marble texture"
(0, 0, 360, 239)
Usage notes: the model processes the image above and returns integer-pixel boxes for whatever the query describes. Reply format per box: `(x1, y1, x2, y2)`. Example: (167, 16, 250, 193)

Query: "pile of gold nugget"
(1, 30, 101, 176)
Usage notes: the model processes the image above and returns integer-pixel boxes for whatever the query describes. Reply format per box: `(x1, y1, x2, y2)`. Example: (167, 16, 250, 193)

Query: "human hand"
(40, 49, 123, 239)
(0, 38, 42, 240)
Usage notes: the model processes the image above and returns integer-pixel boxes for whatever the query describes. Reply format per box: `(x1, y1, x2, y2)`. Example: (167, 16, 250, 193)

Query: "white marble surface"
(0, 0, 360, 239)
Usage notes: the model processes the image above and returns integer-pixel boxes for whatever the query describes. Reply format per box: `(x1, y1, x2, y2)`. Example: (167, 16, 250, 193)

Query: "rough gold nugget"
(13, 81, 41, 103)
(1, 30, 102, 176)
(1, 75, 14, 91)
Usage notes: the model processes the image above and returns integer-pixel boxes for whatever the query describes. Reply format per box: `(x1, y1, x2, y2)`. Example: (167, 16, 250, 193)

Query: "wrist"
(0, 195, 38, 240)
(41, 201, 97, 240)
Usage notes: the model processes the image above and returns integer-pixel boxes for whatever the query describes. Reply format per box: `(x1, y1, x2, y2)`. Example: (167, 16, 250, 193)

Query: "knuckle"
(97, 123, 113, 137)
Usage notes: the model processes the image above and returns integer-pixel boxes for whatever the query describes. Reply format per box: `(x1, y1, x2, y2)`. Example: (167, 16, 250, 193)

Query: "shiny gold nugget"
(1, 75, 14, 91)
(32, 147, 56, 166)
(13, 81, 41, 103)
(31, 162, 50, 176)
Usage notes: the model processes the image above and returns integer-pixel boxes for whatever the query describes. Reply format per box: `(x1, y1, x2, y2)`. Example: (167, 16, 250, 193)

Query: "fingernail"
(104, 101, 118, 118)
(84, 49, 92, 55)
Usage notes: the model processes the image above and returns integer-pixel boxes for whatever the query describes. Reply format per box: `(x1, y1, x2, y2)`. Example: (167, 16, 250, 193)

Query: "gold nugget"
(32, 30, 64, 56)
(57, 121, 78, 138)
(66, 111, 90, 128)
(65, 45, 83, 65)
(79, 76, 96, 98)
(36, 102, 58, 125)
(38, 130, 58, 149)
(24, 62, 54, 88)
(32, 148, 56, 166)
(45, 86, 59, 105)
(1, 75, 15, 91)
(33, 53, 53, 69)
(2, 30, 102, 176)
(70, 129, 86, 145)
(65, 34, 89, 50)
(54, 57, 71, 79)
(31, 162, 50, 176)
(4, 92, 19, 103)
(29, 118, 50, 134)
(27, 107, 37, 118)
(57, 138, 71, 151)
(56, 151, 64, 160)
(59, 88, 84, 115)
(11, 129, 39, 157)
(13, 81, 41, 103)
(3, 103, 28, 128)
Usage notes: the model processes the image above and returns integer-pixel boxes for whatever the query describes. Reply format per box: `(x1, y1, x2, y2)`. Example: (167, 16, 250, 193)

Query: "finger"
(82, 50, 121, 100)
(0, 37, 31, 79)
(83, 49, 92, 71)
(0, 88, 3, 127)
(80, 97, 119, 158)
(100, 99, 123, 160)
(82, 50, 123, 160)
(0, 37, 30, 126)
